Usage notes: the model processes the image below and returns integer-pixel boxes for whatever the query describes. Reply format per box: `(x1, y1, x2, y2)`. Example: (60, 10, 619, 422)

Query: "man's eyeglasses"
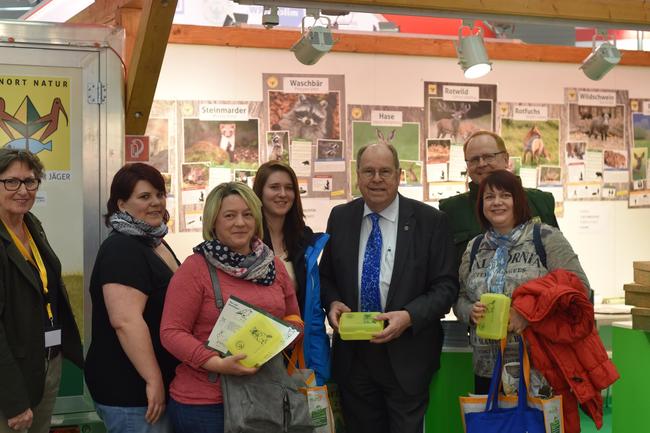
(465, 151, 506, 167)
(359, 168, 396, 180)
(0, 177, 41, 191)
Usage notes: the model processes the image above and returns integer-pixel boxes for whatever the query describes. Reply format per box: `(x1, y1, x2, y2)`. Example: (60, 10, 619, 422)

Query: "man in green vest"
(439, 130, 558, 265)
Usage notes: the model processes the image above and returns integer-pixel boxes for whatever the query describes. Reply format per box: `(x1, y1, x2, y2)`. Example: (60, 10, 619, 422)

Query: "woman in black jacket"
(0, 148, 83, 433)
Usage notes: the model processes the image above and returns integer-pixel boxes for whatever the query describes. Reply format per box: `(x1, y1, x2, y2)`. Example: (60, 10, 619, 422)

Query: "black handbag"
(204, 257, 313, 433)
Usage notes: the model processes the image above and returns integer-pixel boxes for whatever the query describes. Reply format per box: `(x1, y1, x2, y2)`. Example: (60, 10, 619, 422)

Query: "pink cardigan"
(160, 253, 301, 405)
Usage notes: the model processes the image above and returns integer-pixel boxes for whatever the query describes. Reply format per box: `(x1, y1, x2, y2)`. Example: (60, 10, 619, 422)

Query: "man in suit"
(439, 130, 558, 265)
(320, 143, 458, 433)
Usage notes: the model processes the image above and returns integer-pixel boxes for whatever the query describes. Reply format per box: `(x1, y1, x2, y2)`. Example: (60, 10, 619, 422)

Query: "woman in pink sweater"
(160, 182, 301, 433)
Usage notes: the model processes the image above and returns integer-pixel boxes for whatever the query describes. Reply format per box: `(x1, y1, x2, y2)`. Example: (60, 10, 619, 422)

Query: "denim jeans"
(167, 398, 224, 433)
(94, 403, 173, 433)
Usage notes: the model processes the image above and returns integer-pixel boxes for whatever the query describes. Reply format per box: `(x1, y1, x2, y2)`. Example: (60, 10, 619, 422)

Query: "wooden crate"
(624, 283, 650, 308)
(634, 269, 650, 286)
(634, 261, 650, 272)
(632, 307, 650, 332)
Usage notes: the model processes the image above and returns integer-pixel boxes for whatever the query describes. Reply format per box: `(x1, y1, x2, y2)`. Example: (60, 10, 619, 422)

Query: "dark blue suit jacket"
(320, 195, 459, 395)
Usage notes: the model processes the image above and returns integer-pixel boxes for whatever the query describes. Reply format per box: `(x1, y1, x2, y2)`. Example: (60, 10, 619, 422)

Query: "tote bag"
(460, 339, 546, 433)
(287, 339, 336, 433)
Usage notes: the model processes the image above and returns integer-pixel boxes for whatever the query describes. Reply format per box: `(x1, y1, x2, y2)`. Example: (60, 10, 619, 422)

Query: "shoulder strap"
(204, 255, 223, 383)
(533, 223, 547, 269)
(204, 255, 224, 310)
(469, 234, 484, 271)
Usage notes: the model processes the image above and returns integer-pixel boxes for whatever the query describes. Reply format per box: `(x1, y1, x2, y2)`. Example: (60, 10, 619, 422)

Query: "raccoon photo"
(277, 94, 329, 141)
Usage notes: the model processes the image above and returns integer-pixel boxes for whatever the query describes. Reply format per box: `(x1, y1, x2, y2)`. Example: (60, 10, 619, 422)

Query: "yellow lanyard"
(2, 221, 52, 323)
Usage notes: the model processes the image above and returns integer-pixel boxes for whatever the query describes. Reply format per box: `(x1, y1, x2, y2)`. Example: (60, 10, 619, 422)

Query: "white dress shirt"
(357, 195, 399, 311)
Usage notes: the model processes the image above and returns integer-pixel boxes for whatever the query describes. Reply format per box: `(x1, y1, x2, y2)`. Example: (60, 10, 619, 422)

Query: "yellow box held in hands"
(339, 312, 384, 340)
(225, 312, 283, 368)
(476, 293, 511, 340)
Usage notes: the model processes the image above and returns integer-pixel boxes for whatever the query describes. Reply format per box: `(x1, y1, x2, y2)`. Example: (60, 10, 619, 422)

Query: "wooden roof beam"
(168, 25, 650, 66)
(238, 0, 650, 28)
(124, 0, 177, 135)
(68, 0, 144, 25)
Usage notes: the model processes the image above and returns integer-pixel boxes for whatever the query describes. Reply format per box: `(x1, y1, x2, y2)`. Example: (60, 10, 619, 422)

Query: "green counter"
(612, 324, 650, 433)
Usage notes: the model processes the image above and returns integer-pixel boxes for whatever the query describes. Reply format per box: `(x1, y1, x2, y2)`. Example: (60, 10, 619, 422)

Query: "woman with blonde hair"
(161, 182, 302, 433)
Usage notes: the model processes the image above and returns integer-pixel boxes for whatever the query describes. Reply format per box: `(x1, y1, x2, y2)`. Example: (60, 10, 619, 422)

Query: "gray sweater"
(454, 221, 590, 379)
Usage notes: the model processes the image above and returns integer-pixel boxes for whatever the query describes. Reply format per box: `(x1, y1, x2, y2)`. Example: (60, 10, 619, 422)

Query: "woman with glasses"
(0, 148, 83, 433)
(84, 163, 180, 433)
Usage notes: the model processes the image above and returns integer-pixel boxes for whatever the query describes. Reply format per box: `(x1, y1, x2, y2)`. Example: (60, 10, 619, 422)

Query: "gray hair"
(0, 148, 45, 179)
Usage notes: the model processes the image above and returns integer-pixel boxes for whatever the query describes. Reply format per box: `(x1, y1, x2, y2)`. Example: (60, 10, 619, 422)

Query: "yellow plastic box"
(339, 312, 384, 340)
(476, 293, 511, 340)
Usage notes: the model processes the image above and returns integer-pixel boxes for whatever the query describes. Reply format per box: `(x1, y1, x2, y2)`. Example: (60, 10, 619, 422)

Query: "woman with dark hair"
(252, 161, 330, 384)
(85, 163, 179, 433)
(453, 169, 590, 395)
(0, 149, 83, 433)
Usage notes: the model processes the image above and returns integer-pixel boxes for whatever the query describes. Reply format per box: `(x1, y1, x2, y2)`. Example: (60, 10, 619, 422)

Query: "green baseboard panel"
(425, 351, 474, 433)
(612, 326, 650, 433)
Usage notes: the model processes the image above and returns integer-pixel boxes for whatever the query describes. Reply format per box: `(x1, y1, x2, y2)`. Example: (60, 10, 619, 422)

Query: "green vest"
(439, 182, 558, 266)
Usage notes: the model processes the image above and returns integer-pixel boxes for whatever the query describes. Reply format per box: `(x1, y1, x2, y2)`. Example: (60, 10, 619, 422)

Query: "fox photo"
(501, 119, 560, 167)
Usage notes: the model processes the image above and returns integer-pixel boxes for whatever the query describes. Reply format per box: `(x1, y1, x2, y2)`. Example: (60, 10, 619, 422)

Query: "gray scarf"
(108, 211, 168, 247)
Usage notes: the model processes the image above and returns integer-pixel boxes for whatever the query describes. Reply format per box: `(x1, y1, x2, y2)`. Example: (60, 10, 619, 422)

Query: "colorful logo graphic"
(0, 76, 71, 171)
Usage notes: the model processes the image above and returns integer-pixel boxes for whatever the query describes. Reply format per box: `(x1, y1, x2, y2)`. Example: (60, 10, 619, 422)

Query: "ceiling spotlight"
(455, 24, 492, 79)
(291, 14, 334, 65)
(262, 6, 279, 29)
(580, 32, 622, 81)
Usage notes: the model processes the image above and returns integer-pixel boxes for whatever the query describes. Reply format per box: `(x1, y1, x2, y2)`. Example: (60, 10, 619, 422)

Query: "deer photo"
(522, 125, 550, 165)
(435, 101, 471, 141)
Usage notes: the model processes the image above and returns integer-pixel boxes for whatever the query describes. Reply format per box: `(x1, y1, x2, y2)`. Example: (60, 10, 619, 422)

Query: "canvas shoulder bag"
(204, 256, 314, 433)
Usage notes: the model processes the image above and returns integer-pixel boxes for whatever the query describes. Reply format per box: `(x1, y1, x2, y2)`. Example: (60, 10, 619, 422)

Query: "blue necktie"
(360, 213, 383, 312)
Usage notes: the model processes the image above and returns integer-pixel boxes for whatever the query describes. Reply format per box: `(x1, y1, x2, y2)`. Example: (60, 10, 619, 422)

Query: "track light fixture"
(290, 12, 334, 65)
(579, 32, 621, 81)
(455, 23, 492, 79)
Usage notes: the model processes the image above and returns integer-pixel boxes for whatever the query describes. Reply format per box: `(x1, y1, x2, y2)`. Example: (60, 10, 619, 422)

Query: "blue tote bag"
(464, 339, 545, 433)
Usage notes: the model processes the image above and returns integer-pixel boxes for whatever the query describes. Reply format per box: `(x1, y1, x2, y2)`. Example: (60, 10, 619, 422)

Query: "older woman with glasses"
(0, 148, 83, 433)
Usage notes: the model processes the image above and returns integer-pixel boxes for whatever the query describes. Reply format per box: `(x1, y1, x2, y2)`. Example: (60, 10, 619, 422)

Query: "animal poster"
(0, 75, 71, 172)
(264, 73, 346, 199)
(266, 130, 289, 163)
(424, 81, 496, 200)
(629, 99, 650, 208)
(144, 101, 180, 232)
(565, 88, 630, 201)
(497, 103, 562, 169)
(147, 100, 178, 174)
(497, 102, 565, 211)
(347, 104, 424, 200)
(182, 102, 260, 168)
(174, 100, 261, 232)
